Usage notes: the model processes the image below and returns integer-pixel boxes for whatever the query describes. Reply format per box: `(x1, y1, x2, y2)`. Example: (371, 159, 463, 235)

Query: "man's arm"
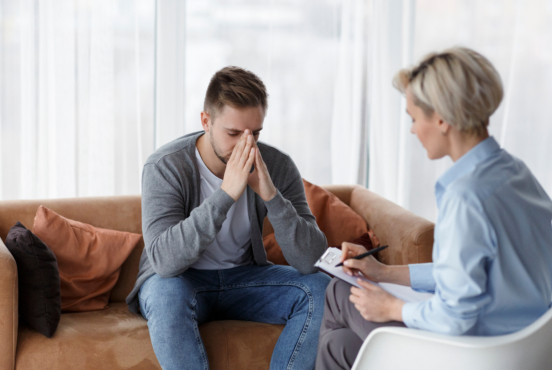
(142, 162, 235, 278)
(265, 156, 328, 274)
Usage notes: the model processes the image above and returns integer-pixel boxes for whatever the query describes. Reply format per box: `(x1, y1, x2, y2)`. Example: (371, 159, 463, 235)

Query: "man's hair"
(204, 66, 268, 120)
(393, 47, 503, 136)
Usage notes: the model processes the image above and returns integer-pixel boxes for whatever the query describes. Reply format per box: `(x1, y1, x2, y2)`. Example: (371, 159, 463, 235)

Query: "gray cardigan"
(126, 131, 328, 313)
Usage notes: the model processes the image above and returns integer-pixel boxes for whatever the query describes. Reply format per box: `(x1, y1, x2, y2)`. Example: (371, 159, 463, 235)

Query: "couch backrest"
(0, 186, 434, 304)
(0, 196, 143, 303)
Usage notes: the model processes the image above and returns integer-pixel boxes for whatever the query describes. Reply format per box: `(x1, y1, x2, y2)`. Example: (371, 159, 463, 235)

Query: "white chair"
(351, 308, 552, 370)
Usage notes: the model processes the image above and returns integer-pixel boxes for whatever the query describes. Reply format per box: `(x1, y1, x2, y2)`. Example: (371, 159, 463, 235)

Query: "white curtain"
(158, 0, 359, 186)
(0, 0, 154, 200)
(367, 0, 416, 204)
(4, 0, 550, 215)
(368, 0, 552, 222)
(330, 0, 368, 185)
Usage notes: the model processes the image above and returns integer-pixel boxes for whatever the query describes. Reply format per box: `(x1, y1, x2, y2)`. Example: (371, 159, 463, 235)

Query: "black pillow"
(5, 222, 61, 338)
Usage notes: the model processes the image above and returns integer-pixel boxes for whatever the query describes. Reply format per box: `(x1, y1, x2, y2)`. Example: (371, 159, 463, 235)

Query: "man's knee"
(297, 272, 331, 307)
(140, 274, 195, 319)
(303, 271, 332, 295)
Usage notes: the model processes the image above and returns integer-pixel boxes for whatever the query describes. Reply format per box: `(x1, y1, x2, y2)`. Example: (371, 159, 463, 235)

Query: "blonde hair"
(393, 47, 503, 136)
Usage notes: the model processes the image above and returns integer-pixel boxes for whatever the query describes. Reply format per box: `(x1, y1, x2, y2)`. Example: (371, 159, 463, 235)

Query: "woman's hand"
(350, 279, 404, 322)
(340, 242, 388, 282)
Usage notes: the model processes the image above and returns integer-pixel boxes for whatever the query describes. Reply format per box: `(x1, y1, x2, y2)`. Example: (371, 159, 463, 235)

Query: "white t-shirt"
(189, 148, 253, 270)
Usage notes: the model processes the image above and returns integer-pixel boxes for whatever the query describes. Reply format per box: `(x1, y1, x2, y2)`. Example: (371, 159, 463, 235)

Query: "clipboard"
(315, 247, 434, 303)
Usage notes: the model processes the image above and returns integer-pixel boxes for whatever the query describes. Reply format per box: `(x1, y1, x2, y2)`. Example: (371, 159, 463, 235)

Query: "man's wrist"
(220, 184, 240, 201)
(262, 188, 277, 202)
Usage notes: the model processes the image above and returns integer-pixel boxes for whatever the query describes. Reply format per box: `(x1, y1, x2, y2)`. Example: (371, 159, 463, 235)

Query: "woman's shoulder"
(446, 149, 546, 212)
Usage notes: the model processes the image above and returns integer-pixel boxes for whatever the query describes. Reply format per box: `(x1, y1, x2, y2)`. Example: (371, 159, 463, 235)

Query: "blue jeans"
(139, 264, 331, 370)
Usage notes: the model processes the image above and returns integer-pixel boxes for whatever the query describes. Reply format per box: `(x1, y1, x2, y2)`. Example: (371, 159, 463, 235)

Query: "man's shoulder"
(145, 131, 203, 168)
(257, 141, 292, 167)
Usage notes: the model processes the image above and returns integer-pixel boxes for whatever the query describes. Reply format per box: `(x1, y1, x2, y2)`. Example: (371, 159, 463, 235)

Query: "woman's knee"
(316, 328, 363, 370)
(327, 278, 353, 304)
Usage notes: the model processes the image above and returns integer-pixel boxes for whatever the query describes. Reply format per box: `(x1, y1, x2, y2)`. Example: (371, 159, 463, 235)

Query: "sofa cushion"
(5, 222, 61, 338)
(15, 303, 159, 370)
(32, 206, 142, 312)
(15, 302, 285, 370)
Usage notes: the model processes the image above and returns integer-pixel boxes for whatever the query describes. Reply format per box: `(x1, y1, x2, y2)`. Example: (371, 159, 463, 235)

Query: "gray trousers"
(315, 278, 406, 370)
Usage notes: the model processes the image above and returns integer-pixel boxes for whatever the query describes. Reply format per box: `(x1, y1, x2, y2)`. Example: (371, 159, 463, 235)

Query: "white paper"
(315, 247, 433, 303)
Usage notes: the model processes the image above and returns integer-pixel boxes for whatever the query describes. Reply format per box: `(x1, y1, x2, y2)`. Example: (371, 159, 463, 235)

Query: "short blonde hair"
(393, 47, 503, 136)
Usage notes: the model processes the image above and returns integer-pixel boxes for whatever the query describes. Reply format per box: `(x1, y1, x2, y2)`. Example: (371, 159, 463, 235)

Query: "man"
(126, 66, 331, 370)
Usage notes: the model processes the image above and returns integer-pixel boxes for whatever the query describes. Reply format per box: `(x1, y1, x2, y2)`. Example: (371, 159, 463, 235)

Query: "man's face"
(206, 105, 265, 164)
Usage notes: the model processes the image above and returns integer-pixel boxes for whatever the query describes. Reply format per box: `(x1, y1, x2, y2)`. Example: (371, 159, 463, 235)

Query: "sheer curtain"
(0, 0, 154, 200)
(368, 0, 552, 222)
(4, 0, 550, 213)
(156, 0, 365, 186)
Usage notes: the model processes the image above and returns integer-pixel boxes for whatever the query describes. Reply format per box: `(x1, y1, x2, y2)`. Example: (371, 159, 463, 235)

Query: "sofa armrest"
(349, 186, 434, 265)
(0, 237, 17, 370)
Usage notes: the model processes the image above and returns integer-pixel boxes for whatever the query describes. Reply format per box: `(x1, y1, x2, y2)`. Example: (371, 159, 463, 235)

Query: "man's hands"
(220, 130, 256, 201)
(220, 129, 277, 202)
(340, 242, 388, 282)
(350, 280, 404, 322)
(247, 141, 277, 202)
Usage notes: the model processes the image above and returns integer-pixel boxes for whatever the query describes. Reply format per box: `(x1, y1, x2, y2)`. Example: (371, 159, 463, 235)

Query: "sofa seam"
(413, 225, 435, 245)
(414, 225, 434, 264)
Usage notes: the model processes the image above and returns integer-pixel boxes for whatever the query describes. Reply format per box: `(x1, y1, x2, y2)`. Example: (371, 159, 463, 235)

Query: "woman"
(315, 47, 552, 370)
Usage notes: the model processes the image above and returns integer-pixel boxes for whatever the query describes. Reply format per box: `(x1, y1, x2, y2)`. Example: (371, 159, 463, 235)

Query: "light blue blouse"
(402, 136, 552, 336)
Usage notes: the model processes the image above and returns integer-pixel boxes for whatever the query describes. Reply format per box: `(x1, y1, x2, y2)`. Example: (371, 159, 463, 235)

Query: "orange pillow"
(32, 206, 142, 312)
(264, 179, 376, 265)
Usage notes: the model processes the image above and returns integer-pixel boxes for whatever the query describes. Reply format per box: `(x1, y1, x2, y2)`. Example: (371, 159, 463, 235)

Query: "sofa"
(0, 185, 434, 370)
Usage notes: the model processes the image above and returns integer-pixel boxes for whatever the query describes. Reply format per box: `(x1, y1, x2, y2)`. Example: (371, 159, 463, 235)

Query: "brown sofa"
(0, 185, 434, 370)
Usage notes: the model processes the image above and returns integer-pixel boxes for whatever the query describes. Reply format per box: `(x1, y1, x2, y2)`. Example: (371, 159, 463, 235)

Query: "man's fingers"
(230, 131, 248, 163)
(245, 147, 256, 170)
(238, 131, 252, 164)
(239, 134, 253, 166)
(255, 148, 269, 173)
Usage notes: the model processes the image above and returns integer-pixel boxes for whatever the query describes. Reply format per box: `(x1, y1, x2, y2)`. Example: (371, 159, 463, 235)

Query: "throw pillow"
(264, 179, 380, 265)
(32, 206, 142, 312)
(302, 179, 369, 246)
(5, 222, 61, 338)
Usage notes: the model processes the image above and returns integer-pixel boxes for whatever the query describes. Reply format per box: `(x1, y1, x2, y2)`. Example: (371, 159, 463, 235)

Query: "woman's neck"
(448, 129, 489, 162)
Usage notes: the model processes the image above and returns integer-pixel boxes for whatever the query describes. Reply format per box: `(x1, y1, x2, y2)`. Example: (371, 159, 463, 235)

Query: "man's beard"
(209, 134, 230, 165)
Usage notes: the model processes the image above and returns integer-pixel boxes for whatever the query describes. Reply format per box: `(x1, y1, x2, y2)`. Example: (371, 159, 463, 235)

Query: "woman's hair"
(393, 47, 503, 136)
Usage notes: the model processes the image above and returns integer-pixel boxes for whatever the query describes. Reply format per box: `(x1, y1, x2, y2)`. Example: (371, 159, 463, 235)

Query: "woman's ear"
(438, 118, 451, 136)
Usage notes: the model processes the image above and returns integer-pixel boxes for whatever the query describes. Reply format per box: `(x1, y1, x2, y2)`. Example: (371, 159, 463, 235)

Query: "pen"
(334, 245, 389, 267)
